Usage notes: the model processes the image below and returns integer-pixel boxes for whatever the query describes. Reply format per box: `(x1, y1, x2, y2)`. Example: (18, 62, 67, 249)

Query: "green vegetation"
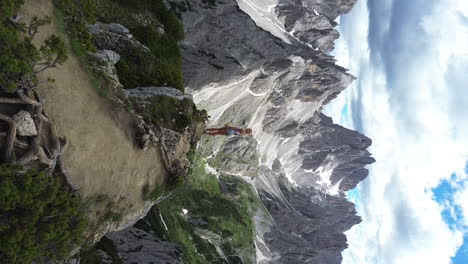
(52, 0, 97, 51)
(0, 3, 86, 262)
(0, 0, 68, 93)
(128, 95, 208, 132)
(116, 24, 184, 90)
(110, 0, 184, 40)
(0, 165, 87, 264)
(84, 194, 124, 229)
(84, 194, 109, 205)
(142, 144, 193, 202)
(81, 148, 257, 263)
(53, 0, 185, 90)
(54, 7, 107, 97)
(97, 0, 184, 90)
(102, 209, 123, 223)
(135, 151, 257, 264)
(53, 0, 208, 131)
(142, 183, 162, 201)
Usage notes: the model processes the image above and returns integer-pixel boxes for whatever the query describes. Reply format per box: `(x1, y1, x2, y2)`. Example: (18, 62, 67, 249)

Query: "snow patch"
(312, 156, 343, 195)
(205, 163, 220, 178)
(236, 0, 292, 44)
(159, 212, 169, 231)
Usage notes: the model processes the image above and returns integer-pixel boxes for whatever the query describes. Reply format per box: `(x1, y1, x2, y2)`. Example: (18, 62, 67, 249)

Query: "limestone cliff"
(88, 0, 374, 263)
(174, 0, 374, 263)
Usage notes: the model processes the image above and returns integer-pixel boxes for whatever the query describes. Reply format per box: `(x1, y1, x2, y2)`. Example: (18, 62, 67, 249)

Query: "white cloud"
(326, 0, 468, 263)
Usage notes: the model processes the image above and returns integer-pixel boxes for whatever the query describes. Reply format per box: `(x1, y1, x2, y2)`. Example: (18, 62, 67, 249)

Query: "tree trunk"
(0, 113, 17, 163)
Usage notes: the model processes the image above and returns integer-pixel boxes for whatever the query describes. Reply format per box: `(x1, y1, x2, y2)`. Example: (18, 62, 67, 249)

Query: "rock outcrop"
(88, 49, 124, 97)
(89, 50, 121, 78)
(89, 0, 373, 262)
(106, 227, 184, 264)
(125, 86, 193, 101)
(87, 22, 150, 54)
(170, 0, 374, 263)
(86, 23, 204, 168)
(254, 160, 363, 264)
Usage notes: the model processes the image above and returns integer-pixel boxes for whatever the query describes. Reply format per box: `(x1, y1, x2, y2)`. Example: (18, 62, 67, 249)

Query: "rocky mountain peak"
(94, 0, 373, 263)
(168, 0, 375, 263)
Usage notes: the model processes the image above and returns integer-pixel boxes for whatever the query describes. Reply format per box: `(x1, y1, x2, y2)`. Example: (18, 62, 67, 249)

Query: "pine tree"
(0, 165, 87, 264)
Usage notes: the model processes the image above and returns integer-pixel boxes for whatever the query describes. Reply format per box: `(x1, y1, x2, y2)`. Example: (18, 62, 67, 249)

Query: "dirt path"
(21, 0, 167, 229)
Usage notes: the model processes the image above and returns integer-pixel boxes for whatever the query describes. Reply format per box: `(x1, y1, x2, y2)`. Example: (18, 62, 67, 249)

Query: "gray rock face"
(13, 110, 37, 136)
(294, 0, 358, 21)
(208, 135, 260, 179)
(171, 0, 373, 263)
(297, 113, 375, 192)
(275, 3, 341, 52)
(87, 22, 150, 54)
(94, 0, 370, 262)
(91, 50, 120, 67)
(96, 250, 113, 264)
(257, 166, 361, 264)
(125, 87, 193, 101)
(90, 49, 123, 101)
(89, 50, 122, 87)
(106, 227, 184, 264)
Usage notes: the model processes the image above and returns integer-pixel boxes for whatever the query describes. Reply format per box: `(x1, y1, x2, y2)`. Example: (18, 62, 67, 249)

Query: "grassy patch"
(84, 193, 109, 205)
(87, 151, 257, 263)
(54, 7, 107, 98)
(142, 183, 162, 201)
(134, 151, 257, 264)
(128, 95, 208, 132)
(102, 210, 123, 223)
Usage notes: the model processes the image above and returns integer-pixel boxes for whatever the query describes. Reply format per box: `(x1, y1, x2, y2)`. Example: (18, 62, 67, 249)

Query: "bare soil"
(21, 0, 167, 230)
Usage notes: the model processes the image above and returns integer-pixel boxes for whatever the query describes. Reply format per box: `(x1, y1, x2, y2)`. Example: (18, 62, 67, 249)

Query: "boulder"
(88, 49, 124, 98)
(89, 50, 120, 77)
(92, 49, 120, 66)
(13, 110, 37, 136)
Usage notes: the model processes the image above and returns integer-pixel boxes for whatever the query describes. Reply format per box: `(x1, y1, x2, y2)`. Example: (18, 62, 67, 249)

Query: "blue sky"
(432, 174, 468, 263)
(325, 0, 468, 263)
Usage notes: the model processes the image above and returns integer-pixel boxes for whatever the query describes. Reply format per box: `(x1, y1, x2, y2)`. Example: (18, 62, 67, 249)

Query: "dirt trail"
(21, 0, 167, 222)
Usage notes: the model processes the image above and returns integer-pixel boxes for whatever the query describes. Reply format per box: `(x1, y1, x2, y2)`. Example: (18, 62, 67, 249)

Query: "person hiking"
(205, 125, 252, 136)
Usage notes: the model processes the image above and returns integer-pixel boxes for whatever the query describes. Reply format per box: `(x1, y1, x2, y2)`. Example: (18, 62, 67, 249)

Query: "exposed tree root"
(15, 93, 43, 166)
(0, 89, 72, 185)
(0, 113, 17, 163)
(38, 146, 54, 167)
(57, 155, 79, 191)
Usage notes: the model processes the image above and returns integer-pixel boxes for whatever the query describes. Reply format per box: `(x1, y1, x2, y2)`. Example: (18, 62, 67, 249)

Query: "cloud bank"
(326, 0, 468, 263)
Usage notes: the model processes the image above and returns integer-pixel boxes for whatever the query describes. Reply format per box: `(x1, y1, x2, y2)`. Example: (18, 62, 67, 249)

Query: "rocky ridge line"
(97, 0, 373, 263)
(173, 0, 374, 263)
